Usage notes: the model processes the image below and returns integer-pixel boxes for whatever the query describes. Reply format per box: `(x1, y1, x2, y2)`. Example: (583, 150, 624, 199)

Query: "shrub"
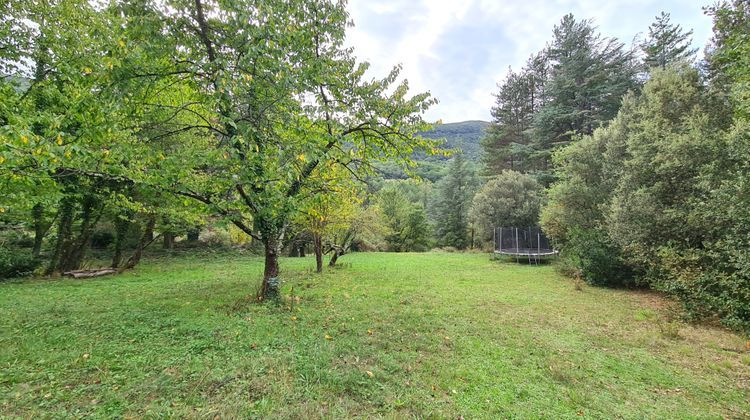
(654, 245, 750, 335)
(0, 247, 39, 280)
(563, 227, 636, 287)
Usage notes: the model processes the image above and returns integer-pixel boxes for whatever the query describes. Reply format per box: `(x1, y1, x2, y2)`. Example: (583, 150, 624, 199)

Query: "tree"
(640, 12, 697, 70)
(0, 0, 135, 274)
(482, 53, 548, 175)
(532, 14, 639, 178)
(432, 154, 477, 249)
(378, 185, 430, 252)
(706, 1, 750, 120)
(469, 171, 542, 246)
(114, 0, 436, 299)
(327, 204, 389, 265)
(296, 175, 360, 273)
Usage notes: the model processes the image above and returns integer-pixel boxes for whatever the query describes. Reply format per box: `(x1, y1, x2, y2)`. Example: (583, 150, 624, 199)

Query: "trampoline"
(494, 227, 558, 264)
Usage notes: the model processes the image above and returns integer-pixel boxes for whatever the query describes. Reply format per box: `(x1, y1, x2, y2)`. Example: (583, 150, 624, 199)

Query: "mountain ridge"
(419, 120, 490, 160)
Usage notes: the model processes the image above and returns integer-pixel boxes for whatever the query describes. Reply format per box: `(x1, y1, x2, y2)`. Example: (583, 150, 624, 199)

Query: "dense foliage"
(432, 155, 478, 249)
(482, 14, 639, 183)
(541, 1, 750, 333)
(469, 171, 542, 245)
(0, 0, 437, 295)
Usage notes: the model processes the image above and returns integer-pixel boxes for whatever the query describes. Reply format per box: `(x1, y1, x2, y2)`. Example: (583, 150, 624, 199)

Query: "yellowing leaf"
(0, 208, 5, 213)
(0, 156, 4, 164)
(83, 67, 92, 75)
(64, 151, 72, 159)
(297, 154, 306, 162)
(324, 334, 332, 340)
(367, 329, 373, 335)
(56, 135, 63, 145)
(366, 371, 374, 377)
(21, 136, 28, 144)
(118, 39, 125, 48)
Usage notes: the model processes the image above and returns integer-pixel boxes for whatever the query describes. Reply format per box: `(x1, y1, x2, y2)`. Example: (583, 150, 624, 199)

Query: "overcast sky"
(344, 0, 714, 123)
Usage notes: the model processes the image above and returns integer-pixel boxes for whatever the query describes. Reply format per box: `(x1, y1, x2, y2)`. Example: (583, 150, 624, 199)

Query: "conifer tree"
(640, 12, 697, 70)
(433, 154, 478, 249)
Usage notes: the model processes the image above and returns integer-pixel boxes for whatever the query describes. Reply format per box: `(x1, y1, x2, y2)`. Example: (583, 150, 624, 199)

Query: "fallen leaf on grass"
(366, 371, 374, 378)
(325, 334, 332, 340)
(367, 329, 373, 335)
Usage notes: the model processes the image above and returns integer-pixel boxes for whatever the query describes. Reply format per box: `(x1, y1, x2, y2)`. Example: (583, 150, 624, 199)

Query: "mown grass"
(1, 252, 748, 418)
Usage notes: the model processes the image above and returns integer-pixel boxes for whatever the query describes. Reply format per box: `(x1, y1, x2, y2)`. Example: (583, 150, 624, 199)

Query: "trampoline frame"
(493, 227, 558, 264)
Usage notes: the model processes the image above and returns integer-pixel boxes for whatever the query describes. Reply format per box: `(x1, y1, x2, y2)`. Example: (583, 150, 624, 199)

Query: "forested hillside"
(375, 120, 487, 182)
(419, 120, 489, 160)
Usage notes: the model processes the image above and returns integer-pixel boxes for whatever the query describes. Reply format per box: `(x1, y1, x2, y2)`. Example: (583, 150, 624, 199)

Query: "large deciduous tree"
(469, 170, 542, 246)
(121, 0, 436, 299)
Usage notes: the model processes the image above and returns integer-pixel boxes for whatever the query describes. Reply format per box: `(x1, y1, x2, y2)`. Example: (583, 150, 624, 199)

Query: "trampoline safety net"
(494, 227, 558, 262)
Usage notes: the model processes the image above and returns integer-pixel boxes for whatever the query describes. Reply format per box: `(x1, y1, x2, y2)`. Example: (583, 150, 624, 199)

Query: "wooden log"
(63, 268, 117, 279)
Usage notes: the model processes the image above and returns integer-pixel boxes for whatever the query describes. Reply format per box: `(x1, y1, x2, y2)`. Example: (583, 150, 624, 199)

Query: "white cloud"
(345, 0, 713, 122)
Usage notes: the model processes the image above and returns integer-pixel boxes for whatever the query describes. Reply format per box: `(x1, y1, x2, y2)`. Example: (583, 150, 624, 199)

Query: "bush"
(0, 247, 39, 279)
(563, 227, 636, 287)
(654, 246, 750, 335)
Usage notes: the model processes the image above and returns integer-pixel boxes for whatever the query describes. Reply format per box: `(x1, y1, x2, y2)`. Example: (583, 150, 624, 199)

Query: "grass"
(1, 251, 748, 418)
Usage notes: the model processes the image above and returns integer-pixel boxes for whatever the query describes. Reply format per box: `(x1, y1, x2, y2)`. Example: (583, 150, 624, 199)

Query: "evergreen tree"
(532, 14, 639, 179)
(482, 53, 549, 175)
(433, 155, 478, 249)
(378, 185, 431, 252)
(640, 12, 697, 70)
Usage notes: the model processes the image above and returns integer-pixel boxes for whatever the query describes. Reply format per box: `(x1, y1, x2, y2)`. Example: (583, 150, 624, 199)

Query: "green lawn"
(1, 252, 748, 418)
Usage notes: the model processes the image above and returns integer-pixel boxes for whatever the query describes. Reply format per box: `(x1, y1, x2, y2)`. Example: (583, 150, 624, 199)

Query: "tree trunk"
(121, 215, 156, 271)
(47, 197, 74, 275)
(32, 203, 45, 258)
(163, 232, 175, 250)
(63, 195, 103, 272)
(328, 250, 340, 267)
(313, 234, 323, 273)
(112, 216, 130, 268)
(260, 236, 281, 301)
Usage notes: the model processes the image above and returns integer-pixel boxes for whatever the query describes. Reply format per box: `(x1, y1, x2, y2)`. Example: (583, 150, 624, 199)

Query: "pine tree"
(641, 12, 697, 70)
(481, 53, 549, 175)
(433, 155, 478, 249)
(531, 14, 639, 178)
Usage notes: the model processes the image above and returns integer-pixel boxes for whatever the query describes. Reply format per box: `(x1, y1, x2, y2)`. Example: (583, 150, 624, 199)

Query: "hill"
(419, 120, 489, 160)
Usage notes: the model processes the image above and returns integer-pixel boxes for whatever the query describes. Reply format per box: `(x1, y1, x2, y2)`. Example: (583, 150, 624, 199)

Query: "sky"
(344, 0, 714, 123)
